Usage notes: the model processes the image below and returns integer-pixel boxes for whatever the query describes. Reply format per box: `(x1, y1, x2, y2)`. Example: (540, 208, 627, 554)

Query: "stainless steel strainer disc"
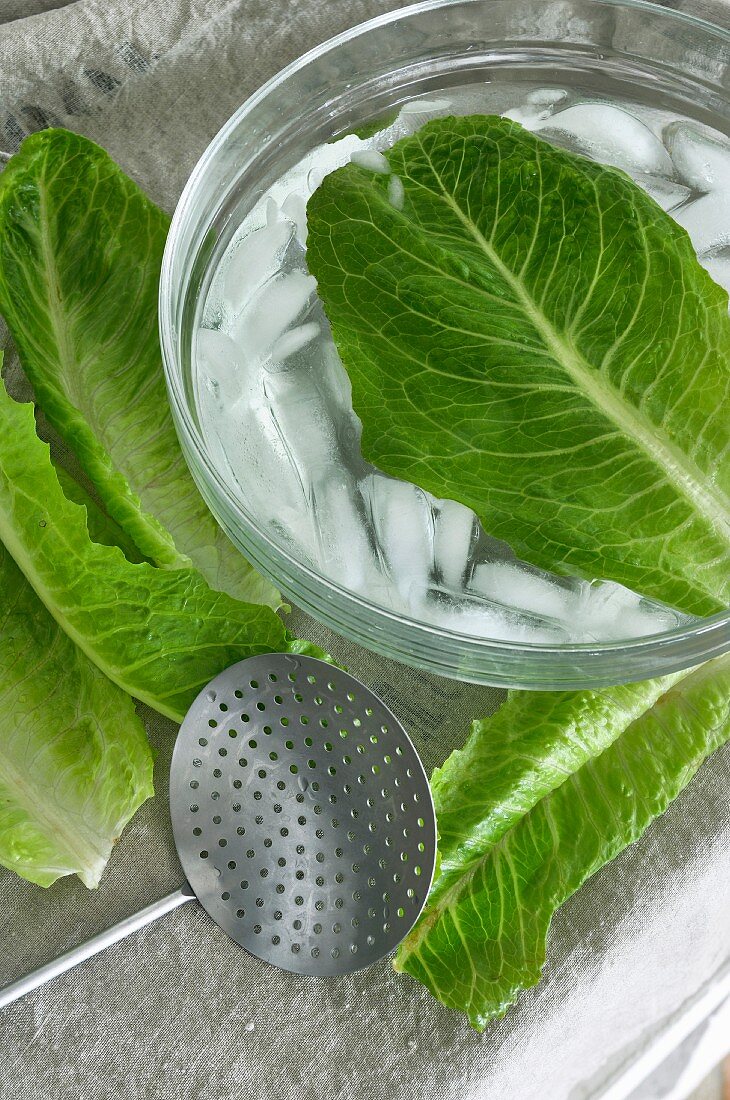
(0, 654, 436, 1008)
(170, 653, 437, 976)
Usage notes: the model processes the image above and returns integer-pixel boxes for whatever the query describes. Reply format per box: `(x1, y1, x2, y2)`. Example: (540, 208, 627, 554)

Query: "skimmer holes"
(170, 654, 436, 976)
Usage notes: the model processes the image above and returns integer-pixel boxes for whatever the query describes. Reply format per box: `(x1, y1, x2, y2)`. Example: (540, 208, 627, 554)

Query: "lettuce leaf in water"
(307, 115, 730, 616)
(0, 128, 280, 610)
(0, 538, 153, 888)
(394, 656, 730, 1029)
(0, 381, 289, 722)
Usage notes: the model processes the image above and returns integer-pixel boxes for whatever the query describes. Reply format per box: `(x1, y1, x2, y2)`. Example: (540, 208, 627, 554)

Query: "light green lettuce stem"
(0, 538, 153, 888)
(0, 381, 289, 722)
(0, 127, 280, 609)
(395, 656, 730, 1029)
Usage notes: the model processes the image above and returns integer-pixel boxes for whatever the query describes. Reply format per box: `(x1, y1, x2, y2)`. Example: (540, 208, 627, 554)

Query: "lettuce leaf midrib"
(394, 654, 730, 1028)
(0, 129, 281, 609)
(0, 703, 114, 875)
(0, 533, 154, 889)
(423, 672, 685, 905)
(395, 704, 643, 962)
(31, 159, 187, 571)
(0, 485, 174, 715)
(407, 133, 730, 538)
(0, 385, 289, 722)
(307, 115, 730, 613)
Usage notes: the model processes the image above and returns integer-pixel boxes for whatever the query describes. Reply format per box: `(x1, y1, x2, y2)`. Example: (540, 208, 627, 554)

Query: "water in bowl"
(194, 80, 729, 645)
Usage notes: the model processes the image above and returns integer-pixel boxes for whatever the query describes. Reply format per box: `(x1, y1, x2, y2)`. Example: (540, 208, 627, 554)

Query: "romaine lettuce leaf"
(0, 537, 153, 888)
(307, 115, 730, 615)
(0, 380, 289, 722)
(54, 461, 146, 563)
(0, 127, 280, 609)
(394, 656, 730, 1029)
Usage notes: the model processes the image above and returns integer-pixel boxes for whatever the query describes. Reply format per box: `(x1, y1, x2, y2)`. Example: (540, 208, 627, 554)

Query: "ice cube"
(360, 474, 434, 602)
(209, 397, 307, 536)
(433, 499, 476, 590)
(579, 579, 640, 619)
(387, 175, 405, 211)
(232, 271, 317, 357)
(350, 150, 390, 174)
(700, 252, 730, 293)
(263, 364, 345, 484)
(233, 389, 363, 570)
(581, 581, 679, 641)
(525, 88, 568, 107)
(268, 337, 362, 466)
(271, 321, 320, 363)
(502, 105, 551, 127)
(196, 328, 246, 407)
(308, 474, 388, 597)
(316, 343, 358, 433)
(671, 189, 730, 254)
(418, 587, 569, 643)
(664, 121, 730, 191)
(281, 193, 308, 246)
(221, 220, 294, 309)
(389, 98, 455, 141)
(532, 103, 675, 177)
(469, 561, 587, 623)
(400, 97, 453, 115)
(611, 606, 678, 639)
(307, 167, 326, 193)
(641, 176, 692, 213)
(265, 197, 280, 226)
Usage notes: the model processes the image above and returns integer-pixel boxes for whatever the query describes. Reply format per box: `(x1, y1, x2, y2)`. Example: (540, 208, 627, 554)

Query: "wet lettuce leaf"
(307, 115, 730, 616)
(0, 538, 153, 888)
(394, 655, 730, 1029)
(0, 380, 289, 722)
(0, 128, 280, 609)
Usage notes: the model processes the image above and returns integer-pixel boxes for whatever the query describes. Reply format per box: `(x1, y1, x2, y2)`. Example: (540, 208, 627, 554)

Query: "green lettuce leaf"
(0, 380, 289, 722)
(0, 537, 153, 888)
(394, 655, 730, 1028)
(307, 115, 730, 616)
(0, 127, 280, 609)
(54, 461, 146, 563)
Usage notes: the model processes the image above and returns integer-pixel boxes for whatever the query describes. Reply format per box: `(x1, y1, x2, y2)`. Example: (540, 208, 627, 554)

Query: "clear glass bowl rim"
(160, 0, 730, 686)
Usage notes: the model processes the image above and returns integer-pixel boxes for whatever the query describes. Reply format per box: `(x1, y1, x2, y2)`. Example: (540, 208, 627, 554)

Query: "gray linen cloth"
(0, 2, 728, 1098)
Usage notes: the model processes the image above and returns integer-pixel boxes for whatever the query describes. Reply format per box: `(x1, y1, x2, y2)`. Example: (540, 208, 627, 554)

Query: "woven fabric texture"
(0, 3, 728, 1098)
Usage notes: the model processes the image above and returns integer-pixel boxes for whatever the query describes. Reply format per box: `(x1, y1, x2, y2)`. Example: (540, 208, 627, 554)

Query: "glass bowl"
(160, 0, 730, 689)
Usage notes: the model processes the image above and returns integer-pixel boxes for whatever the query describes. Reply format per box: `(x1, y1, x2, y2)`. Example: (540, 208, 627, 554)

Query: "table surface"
(0, 2, 728, 1098)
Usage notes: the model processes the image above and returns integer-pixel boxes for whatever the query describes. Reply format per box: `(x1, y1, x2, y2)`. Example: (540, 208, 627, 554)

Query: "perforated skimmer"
(0, 655, 436, 1006)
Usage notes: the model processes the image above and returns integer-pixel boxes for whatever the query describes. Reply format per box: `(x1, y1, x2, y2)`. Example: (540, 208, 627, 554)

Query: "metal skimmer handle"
(0, 886, 195, 1009)
(0, 653, 437, 1004)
